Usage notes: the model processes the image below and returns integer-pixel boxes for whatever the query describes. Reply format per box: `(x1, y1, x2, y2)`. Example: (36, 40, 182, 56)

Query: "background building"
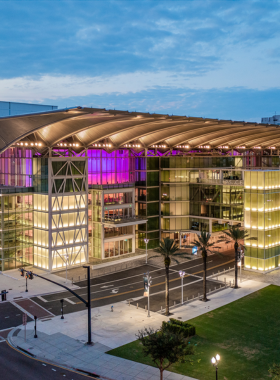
(0, 106, 280, 273)
(0, 101, 57, 117)
(261, 115, 280, 125)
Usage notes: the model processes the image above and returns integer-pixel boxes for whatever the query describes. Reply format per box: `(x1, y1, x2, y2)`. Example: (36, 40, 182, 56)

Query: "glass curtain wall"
(1, 194, 33, 271)
(88, 149, 135, 185)
(136, 155, 160, 249)
(244, 170, 280, 271)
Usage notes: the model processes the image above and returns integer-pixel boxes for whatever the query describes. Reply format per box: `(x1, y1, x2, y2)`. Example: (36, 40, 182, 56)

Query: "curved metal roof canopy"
(0, 106, 279, 153)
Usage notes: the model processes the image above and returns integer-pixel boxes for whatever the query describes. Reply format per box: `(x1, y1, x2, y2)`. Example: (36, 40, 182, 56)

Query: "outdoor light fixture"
(179, 271, 185, 304)
(211, 354, 220, 380)
(144, 238, 149, 264)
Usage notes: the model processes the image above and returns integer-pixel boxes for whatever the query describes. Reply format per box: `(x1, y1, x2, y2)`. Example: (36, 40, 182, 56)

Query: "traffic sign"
(22, 313, 27, 326)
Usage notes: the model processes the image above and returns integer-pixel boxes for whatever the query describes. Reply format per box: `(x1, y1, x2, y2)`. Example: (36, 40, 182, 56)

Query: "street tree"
(136, 327, 194, 380)
(191, 231, 223, 301)
(150, 237, 190, 315)
(222, 226, 257, 288)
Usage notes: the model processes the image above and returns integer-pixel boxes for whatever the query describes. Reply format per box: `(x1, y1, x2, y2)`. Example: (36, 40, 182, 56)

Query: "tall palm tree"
(191, 231, 223, 301)
(150, 237, 190, 316)
(222, 226, 256, 289)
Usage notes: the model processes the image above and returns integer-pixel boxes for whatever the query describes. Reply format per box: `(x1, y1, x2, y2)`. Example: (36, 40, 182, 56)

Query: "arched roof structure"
(0, 106, 279, 153)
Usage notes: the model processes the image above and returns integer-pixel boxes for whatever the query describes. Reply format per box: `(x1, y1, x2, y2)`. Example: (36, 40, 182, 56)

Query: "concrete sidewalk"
(0, 269, 80, 300)
(8, 279, 268, 380)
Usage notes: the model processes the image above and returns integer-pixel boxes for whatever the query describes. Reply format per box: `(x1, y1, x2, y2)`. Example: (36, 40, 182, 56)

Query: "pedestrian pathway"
(8, 279, 268, 380)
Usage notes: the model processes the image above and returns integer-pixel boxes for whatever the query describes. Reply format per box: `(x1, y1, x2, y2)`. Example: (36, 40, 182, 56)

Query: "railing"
(102, 215, 147, 225)
(222, 179, 243, 186)
(189, 178, 244, 186)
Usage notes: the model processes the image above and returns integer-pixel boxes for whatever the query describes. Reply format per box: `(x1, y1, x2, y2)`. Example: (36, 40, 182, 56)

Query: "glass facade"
(1, 142, 280, 273)
(244, 170, 280, 271)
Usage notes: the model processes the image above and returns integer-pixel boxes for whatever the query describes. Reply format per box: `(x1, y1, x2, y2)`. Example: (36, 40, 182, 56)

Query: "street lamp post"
(144, 238, 149, 264)
(179, 270, 185, 304)
(144, 271, 152, 317)
(211, 354, 220, 380)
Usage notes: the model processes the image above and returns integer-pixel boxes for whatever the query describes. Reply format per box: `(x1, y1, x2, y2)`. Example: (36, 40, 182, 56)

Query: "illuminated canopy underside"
(0, 107, 279, 153)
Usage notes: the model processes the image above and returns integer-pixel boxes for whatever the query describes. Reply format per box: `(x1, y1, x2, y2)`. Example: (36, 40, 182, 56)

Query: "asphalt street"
(32, 251, 235, 315)
(0, 302, 32, 330)
(0, 341, 98, 379)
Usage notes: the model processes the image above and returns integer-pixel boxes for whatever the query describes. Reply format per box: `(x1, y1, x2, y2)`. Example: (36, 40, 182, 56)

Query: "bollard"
(34, 316, 38, 338)
(111, 305, 114, 312)
(224, 277, 226, 283)
(218, 270, 220, 274)
(174, 301, 176, 306)
(60, 299, 64, 320)
(224, 268, 226, 273)
(137, 303, 138, 309)
(161, 306, 163, 313)
(145, 305, 147, 312)
(229, 280, 231, 287)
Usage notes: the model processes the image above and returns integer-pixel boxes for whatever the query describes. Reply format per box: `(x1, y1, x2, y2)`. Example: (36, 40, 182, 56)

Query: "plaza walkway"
(8, 277, 268, 380)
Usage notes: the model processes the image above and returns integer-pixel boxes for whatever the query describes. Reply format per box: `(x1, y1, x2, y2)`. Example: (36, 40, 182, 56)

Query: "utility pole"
(19, 267, 93, 345)
(83, 265, 92, 345)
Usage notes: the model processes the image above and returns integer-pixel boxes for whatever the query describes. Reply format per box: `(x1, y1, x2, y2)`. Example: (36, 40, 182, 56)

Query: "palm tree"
(191, 231, 223, 301)
(222, 226, 256, 289)
(150, 237, 190, 316)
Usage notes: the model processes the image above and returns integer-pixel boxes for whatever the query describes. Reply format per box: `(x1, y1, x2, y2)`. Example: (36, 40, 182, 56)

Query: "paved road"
(0, 302, 32, 330)
(32, 251, 235, 315)
(0, 341, 97, 379)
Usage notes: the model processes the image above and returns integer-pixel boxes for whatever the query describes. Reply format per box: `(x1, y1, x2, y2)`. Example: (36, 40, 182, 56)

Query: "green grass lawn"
(107, 285, 280, 380)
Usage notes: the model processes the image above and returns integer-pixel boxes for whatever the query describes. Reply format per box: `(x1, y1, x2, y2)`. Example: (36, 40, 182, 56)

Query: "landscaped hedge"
(162, 318, 196, 338)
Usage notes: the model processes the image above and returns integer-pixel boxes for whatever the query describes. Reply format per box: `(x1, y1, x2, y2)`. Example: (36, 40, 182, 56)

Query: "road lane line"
(37, 296, 48, 303)
(64, 298, 76, 305)
(75, 259, 235, 304)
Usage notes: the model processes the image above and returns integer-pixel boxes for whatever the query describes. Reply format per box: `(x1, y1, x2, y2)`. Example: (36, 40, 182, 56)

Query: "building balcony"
(222, 179, 244, 186)
(190, 178, 244, 186)
(102, 215, 147, 227)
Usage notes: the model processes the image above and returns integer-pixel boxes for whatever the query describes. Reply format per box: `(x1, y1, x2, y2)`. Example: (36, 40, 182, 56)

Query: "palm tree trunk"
(203, 255, 207, 301)
(165, 265, 170, 315)
(234, 242, 238, 289)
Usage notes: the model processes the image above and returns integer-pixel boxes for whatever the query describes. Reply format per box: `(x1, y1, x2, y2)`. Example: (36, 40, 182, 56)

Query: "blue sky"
(0, 0, 280, 122)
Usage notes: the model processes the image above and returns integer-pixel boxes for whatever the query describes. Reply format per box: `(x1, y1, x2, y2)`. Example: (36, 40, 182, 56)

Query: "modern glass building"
(0, 106, 280, 273)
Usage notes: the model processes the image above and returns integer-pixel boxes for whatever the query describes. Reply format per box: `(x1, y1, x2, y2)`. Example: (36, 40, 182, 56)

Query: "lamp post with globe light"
(211, 354, 220, 380)
(144, 238, 149, 264)
(179, 270, 185, 304)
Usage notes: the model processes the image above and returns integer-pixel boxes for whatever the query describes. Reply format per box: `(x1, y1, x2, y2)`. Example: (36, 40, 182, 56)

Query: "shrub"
(162, 318, 196, 338)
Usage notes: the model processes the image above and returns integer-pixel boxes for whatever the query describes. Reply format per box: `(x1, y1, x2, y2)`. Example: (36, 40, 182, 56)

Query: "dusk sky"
(0, 0, 280, 122)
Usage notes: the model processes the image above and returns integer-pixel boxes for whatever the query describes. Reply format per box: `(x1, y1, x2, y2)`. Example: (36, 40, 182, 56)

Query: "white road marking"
(37, 296, 48, 303)
(5, 316, 9, 318)
(111, 289, 119, 294)
(42, 363, 46, 366)
(52, 368, 56, 371)
(64, 298, 76, 305)
(100, 285, 114, 288)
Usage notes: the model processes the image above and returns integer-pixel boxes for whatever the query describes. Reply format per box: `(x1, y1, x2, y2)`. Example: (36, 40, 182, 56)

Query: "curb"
(7, 326, 103, 379)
